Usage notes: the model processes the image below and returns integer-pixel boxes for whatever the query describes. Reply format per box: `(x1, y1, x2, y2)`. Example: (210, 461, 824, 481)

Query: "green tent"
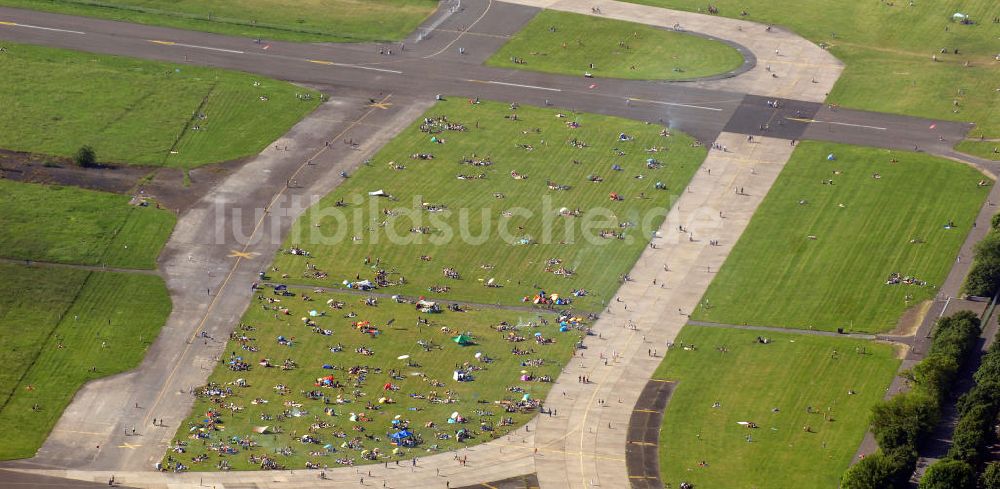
(452, 334, 474, 346)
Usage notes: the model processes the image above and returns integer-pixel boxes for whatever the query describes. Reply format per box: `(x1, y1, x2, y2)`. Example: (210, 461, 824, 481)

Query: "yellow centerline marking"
(308, 59, 335, 65)
(228, 250, 258, 259)
(141, 94, 393, 428)
(0, 21, 17, 26)
(148, 40, 175, 46)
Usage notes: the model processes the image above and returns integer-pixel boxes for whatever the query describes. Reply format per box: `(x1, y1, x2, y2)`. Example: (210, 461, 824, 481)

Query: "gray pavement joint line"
(578, 326, 638, 487)
(147, 39, 243, 54)
(139, 95, 392, 428)
(306, 58, 403, 74)
(485, 80, 561, 92)
(234, 47, 407, 74)
(0, 20, 83, 35)
(143, 39, 404, 74)
(628, 97, 724, 112)
(814, 119, 887, 131)
(423, 0, 495, 59)
(0, 257, 159, 276)
(789, 116, 887, 131)
(685, 320, 881, 340)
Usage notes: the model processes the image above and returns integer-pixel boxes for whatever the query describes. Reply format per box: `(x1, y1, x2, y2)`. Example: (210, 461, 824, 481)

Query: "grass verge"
(0, 42, 321, 168)
(956, 140, 1000, 161)
(0, 0, 436, 43)
(656, 326, 900, 489)
(275, 98, 706, 311)
(623, 0, 1000, 135)
(0, 263, 171, 460)
(0, 180, 176, 268)
(486, 10, 744, 80)
(694, 142, 986, 332)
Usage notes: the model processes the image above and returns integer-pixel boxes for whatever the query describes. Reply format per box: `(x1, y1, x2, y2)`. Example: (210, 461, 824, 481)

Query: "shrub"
(843, 452, 896, 489)
(844, 311, 983, 487)
(74, 145, 97, 167)
(870, 393, 938, 451)
(947, 403, 995, 465)
(918, 459, 976, 489)
(965, 230, 1000, 296)
(982, 462, 1000, 489)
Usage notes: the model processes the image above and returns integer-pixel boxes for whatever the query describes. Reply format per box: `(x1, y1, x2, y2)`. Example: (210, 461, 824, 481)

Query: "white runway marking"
(483, 80, 562, 92)
(813, 120, 887, 131)
(308, 59, 403, 74)
(149, 40, 244, 54)
(173, 42, 244, 54)
(0, 21, 84, 35)
(628, 97, 724, 112)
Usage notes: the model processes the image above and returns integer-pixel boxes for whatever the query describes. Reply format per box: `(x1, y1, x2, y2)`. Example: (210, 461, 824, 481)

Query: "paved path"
(0, 1, 973, 152)
(686, 319, 879, 340)
(0, 258, 159, 276)
(4, 2, 819, 488)
(624, 379, 675, 488)
(852, 178, 1000, 463)
(532, 133, 795, 489)
(0, 0, 991, 488)
(499, 0, 843, 102)
(7, 134, 796, 489)
(911, 307, 998, 485)
(3, 92, 435, 474)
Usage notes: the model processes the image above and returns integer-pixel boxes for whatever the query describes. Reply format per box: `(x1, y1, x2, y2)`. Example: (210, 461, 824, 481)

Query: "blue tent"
(390, 430, 413, 439)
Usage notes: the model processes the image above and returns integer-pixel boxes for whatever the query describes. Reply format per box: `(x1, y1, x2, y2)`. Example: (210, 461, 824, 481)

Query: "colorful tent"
(452, 334, 474, 345)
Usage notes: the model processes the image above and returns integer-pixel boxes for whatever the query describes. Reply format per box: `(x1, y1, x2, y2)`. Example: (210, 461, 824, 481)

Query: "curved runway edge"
(625, 379, 676, 489)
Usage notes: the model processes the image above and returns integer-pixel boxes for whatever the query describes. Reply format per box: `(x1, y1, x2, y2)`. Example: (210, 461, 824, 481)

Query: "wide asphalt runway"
(0, 1, 987, 487)
(0, 1, 973, 152)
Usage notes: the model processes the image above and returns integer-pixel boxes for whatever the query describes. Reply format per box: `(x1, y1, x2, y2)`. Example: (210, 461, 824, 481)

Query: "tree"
(947, 403, 995, 465)
(842, 452, 894, 489)
(870, 393, 938, 451)
(918, 459, 975, 489)
(841, 448, 917, 489)
(964, 231, 1000, 296)
(74, 145, 96, 167)
(982, 462, 1000, 489)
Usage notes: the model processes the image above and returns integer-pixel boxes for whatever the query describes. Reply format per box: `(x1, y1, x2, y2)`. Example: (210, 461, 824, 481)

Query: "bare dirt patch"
(888, 300, 932, 337)
(0, 148, 246, 212)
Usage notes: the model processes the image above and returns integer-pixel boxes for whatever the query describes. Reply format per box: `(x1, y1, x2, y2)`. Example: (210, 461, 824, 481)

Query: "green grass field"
(0, 42, 321, 168)
(694, 142, 986, 333)
(0, 0, 436, 43)
(486, 10, 744, 80)
(655, 326, 900, 489)
(0, 180, 175, 268)
(624, 0, 1000, 136)
(166, 290, 577, 470)
(0, 263, 171, 460)
(273, 99, 706, 311)
(956, 140, 1000, 161)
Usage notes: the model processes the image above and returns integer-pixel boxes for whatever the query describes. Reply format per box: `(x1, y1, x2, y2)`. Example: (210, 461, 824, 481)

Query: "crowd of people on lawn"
(162, 284, 590, 472)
